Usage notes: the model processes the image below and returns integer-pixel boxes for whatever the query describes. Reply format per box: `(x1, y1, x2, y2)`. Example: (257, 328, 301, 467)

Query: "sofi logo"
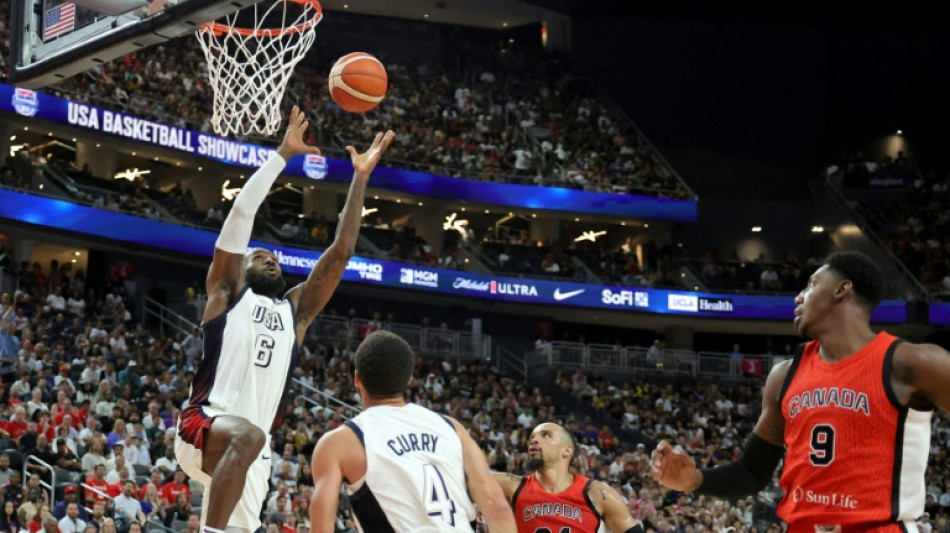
(601, 289, 650, 308)
(667, 294, 698, 312)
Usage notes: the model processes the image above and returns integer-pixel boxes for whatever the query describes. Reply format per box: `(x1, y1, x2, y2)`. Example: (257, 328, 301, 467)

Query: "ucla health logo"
(303, 154, 328, 179)
(13, 88, 38, 117)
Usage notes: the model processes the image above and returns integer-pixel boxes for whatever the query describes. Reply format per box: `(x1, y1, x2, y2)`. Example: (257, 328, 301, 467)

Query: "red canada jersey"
(778, 332, 932, 533)
(512, 473, 602, 533)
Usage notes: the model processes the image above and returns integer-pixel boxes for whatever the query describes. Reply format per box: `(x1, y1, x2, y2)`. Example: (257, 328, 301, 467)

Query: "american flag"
(43, 2, 76, 41)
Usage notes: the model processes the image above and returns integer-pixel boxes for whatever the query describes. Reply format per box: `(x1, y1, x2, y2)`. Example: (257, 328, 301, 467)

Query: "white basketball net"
(196, 0, 322, 137)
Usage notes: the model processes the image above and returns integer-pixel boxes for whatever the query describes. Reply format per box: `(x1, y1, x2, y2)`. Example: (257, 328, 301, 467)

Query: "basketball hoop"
(196, 0, 323, 137)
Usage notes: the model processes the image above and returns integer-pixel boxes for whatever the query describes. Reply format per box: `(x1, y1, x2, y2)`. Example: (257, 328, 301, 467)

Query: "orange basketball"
(328, 52, 388, 113)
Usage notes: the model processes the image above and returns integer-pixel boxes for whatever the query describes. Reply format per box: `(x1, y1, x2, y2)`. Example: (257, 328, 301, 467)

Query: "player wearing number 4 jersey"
(309, 330, 516, 533)
(174, 106, 394, 533)
(652, 251, 950, 533)
(493, 423, 644, 533)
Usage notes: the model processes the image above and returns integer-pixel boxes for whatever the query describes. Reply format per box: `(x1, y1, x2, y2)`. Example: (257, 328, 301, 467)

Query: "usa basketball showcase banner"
(0, 83, 697, 222)
(0, 189, 906, 322)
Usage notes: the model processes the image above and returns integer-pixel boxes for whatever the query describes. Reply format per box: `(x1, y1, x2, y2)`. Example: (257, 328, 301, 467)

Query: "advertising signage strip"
(0, 84, 697, 222)
(930, 303, 950, 326)
(0, 189, 905, 322)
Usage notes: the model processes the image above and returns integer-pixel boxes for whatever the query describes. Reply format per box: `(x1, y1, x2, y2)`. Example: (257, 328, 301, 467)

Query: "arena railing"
(309, 317, 491, 361)
(25, 454, 62, 506)
(536, 342, 785, 379)
(823, 172, 928, 301)
(80, 482, 116, 519)
(143, 296, 199, 339)
(291, 378, 361, 421)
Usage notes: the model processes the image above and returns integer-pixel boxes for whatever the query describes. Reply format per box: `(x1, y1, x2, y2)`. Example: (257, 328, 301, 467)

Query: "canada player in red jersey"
(651, 251, 950, 533)
(493, 422, 643, 533)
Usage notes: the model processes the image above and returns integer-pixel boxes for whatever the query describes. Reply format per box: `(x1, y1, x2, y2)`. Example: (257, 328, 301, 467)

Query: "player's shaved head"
(531, 422, 578, 464)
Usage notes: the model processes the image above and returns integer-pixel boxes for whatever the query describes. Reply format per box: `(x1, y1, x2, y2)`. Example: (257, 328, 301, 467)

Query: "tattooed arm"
(491, 472, 523, 504)
(587, 481, 641, 533)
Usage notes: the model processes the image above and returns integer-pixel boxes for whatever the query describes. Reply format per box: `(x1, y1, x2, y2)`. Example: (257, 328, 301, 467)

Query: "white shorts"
(174, 405, 272, 531)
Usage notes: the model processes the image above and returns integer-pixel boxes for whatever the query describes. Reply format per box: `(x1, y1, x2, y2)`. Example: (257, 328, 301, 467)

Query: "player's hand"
(278, 105, 321, 161)
(347, 130, 395, 178)
(651, 440, 701, 492)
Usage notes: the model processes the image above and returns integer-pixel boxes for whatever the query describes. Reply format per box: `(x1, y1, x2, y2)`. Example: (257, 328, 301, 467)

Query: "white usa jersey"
(345, 404, 477, 533)
(188, 286, 298, 433)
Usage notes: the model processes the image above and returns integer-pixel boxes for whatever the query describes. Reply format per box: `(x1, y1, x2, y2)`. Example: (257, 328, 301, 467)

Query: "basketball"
(328, 52, 388, 113)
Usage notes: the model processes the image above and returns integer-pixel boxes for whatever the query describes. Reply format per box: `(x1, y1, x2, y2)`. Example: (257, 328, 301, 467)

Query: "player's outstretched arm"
(652, 359, 789, 497)
(204, 105, 320, 324)
(309, 428, 347, 533)
(450, 418, 517, 533)
(288, 130, 394, 339)
(588, 480, 643, 533)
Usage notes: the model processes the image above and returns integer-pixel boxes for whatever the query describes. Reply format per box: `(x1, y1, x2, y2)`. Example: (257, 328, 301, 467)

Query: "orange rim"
(198, 0, 322, 38)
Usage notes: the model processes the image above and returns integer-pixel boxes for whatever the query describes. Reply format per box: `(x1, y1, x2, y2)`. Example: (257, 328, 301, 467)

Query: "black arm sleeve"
(695, 433, 785, 498)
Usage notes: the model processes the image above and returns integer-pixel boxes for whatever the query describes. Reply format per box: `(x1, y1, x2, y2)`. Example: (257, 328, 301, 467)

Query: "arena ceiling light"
(574, 230, 606, 243)
(443, 213, 469, 238)
(751, 226, 763, 232)
(221, 180, 241, 201)
(114, 168, 150, 181)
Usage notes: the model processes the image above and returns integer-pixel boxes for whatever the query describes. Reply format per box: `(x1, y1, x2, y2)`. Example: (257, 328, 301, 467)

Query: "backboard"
(9, 0, 265, 89)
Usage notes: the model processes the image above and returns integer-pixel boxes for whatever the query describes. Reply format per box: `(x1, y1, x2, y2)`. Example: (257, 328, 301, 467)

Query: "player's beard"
(246, 270, 286, 298)
(527, 454, 545, 471)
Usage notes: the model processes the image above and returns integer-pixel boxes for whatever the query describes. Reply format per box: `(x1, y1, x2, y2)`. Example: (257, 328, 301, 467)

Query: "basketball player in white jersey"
(308, 330, 517, 533)
(174, 106, 395, 533)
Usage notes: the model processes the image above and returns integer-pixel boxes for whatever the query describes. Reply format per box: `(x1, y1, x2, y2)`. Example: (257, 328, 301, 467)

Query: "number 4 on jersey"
(423, 464, 457, 526)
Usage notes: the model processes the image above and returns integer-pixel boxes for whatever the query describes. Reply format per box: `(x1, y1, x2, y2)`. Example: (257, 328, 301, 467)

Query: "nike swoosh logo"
(261, 455, 270, 460)
(553, 288, 585, 301)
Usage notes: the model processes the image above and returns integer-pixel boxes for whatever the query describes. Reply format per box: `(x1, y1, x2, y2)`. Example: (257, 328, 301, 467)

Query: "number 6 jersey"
(778, 332, 933, 532)
(344, 403, 477, 533)
(188, 286, 299, 434)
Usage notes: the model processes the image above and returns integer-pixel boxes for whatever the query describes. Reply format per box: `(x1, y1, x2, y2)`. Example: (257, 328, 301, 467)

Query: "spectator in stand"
(105, 453, 134, 485)
(113, 480, 146, 532)
(139, 484, 162, 522)
(99, 518, 117, 533)
(83, 465, 110, 505)
(0, 456, 11, 487)
(56, 503, 86, 533)
(52, 439, 83, 473)
(160, 492, 191, 529)
(0, 500, 20, 533)
(4, 407, 28, 442)
(53, 487, 89, 521)
(17, 488, 43, 526)
(158, 470, 189, 507)
(24, 435, 55, 481)
(39, 511, 59, 533)
(81, 440, 108, 475)
(1, 470, 22, 507)
(87, 503, 107, 533)
(153, 447, 177, 479)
